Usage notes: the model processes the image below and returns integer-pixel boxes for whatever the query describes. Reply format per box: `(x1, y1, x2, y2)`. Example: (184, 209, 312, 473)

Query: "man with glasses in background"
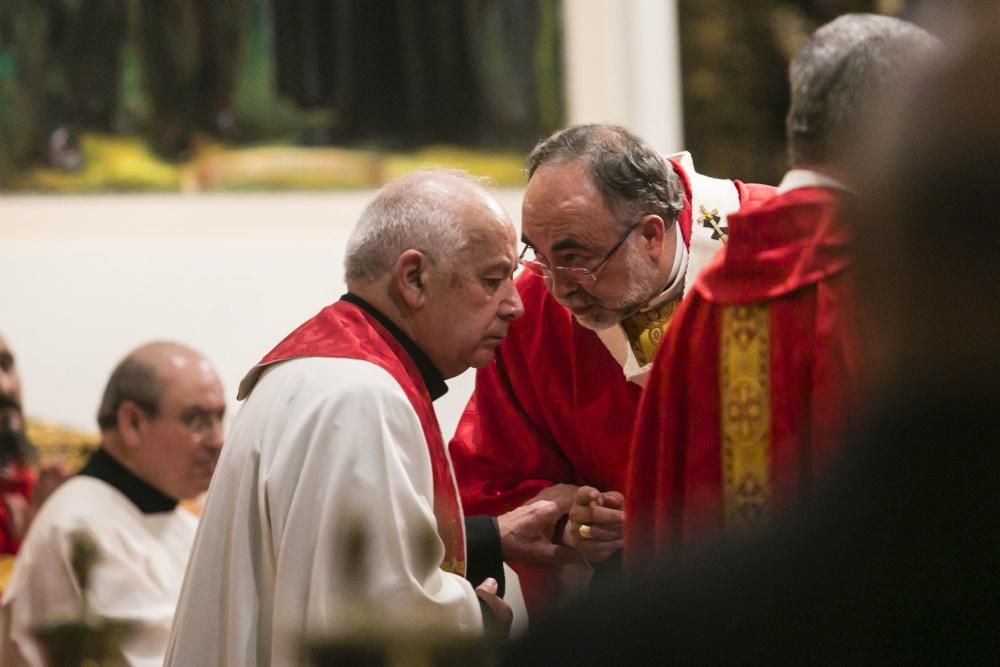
(449, 124, 775, 614)
(1, 341, 225, 667)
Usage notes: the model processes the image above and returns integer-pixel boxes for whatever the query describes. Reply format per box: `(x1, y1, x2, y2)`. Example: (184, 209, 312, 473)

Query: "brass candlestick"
(304, 518, 500, 667)
(32, 530, 135, 667)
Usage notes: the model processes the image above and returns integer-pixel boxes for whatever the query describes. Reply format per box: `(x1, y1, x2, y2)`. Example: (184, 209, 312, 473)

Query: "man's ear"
(394, 249, 431, 309)
(638, 214, 667, 262)
(116, 401, 147, 449)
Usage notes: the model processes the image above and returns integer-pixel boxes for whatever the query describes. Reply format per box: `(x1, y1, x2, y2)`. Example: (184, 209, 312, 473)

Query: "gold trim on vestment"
(440, 558, 466, 577)
(720, 304, 772, 531)
(621, 299, 679, 367)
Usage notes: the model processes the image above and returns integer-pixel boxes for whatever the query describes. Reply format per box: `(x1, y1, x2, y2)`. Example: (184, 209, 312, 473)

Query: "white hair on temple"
(343, 169, 489, 284)
(787, 13, 939, 167)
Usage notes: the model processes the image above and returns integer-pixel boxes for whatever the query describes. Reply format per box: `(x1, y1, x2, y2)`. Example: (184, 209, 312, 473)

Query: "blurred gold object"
(32, 530, 135, 667)
(0, 554, 15, 593)
(26, 420, 99, 472)
(578, 524, 592, 539)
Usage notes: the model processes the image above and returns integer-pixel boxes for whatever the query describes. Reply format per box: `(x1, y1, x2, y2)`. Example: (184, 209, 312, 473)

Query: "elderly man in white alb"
(165, 170, 529, 666)
(0, 341, 226, 667)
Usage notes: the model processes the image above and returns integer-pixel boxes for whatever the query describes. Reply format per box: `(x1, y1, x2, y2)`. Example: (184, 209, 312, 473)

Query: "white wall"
(562, 0, 684, 154)
(0, 2, 685, 438)
(0, 191, 523, 439)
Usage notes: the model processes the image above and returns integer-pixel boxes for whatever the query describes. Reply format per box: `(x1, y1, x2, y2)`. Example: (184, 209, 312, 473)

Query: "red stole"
(239, 300, 466, 576)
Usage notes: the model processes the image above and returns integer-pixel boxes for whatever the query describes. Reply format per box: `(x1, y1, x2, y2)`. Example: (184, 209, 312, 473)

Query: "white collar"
(645, 235, 687, 310)
(777, 169, 851, 195)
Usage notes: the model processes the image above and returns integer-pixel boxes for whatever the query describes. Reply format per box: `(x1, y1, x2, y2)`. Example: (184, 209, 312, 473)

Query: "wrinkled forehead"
(459, 188, 516, 240)
(443, 213, 513, 278)
(157, 353, 223, 400)
(462, 217, 518, 264)
(470, 184, 513, 224)
(522, 161, 616, 241)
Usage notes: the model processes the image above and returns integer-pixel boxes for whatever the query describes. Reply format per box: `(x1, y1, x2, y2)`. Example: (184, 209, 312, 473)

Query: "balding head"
(98, 341, 209, 431)
(344, 169, 513, 286)
(100, 341, 225, 500)
(526, 124, 684, 231)
(343, 169, 523, 379)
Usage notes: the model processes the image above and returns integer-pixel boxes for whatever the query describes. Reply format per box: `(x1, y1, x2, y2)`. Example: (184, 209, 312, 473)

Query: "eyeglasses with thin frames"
(519, 222, 640, 283)
(177, 411, 225, 436)
(145, 405, 224, 436)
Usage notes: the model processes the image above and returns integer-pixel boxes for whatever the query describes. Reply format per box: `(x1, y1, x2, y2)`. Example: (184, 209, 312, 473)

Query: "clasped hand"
(561, 485, 624, 563)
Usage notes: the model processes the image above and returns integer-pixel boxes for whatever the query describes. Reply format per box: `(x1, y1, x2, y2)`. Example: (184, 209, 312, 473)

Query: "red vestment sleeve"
(449, 272, 641, 518)
(449, 272, 643, 615)
(450, 348, 576, 518)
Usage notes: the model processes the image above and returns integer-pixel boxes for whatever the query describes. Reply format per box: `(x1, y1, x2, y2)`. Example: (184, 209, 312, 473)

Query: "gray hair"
(96, 354, 164, 431)
(526, 124, 684, 231)
(344, 170, 489, 284)
(787, 13, 938, 167)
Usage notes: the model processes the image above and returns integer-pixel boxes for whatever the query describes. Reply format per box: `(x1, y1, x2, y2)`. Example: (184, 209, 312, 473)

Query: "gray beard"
(567, 299, 646, 331)
(559, 245, 664, 331)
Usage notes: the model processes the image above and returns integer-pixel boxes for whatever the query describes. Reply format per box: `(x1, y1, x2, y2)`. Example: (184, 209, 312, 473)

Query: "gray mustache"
(558, 291, 601, 309)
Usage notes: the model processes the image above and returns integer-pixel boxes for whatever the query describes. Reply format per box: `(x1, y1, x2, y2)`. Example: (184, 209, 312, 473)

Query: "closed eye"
(481, 277, 504, 292)
(557, 252, 592, 268)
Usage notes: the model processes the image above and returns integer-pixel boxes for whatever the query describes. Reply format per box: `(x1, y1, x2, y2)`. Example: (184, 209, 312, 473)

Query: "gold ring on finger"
(578, 523, 593, 539)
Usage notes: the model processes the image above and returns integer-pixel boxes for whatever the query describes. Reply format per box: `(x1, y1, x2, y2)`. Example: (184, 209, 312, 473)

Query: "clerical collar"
(777, 169, 851, 194)
(643, 238, 688, 311)
(78, 447, 178, 514)
(341, 293, 449, 401)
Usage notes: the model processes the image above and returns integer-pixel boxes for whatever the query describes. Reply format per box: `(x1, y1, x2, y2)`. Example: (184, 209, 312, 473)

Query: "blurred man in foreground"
(1, 341, 225, 667)
(506, 15, 1000, 665)
(626, 14, 938, 562)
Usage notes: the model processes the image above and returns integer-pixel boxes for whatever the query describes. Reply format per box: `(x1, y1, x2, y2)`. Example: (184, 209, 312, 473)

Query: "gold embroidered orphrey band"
(720, 303, 772, 532)
(621, 299, 680, 367)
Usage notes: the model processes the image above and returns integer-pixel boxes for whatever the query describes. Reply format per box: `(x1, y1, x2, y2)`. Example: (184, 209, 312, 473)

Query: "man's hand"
(528, 483, 578, 511)
(561, 486, 624, 563)
(497, 484, 578, 565)
(475, 577, 513, 637)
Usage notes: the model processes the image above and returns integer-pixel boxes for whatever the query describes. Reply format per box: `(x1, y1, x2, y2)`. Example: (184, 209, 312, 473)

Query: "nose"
(547, 269, 582, 301)
(499, 284, 525, 321)
(201, 418, 225, 453)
